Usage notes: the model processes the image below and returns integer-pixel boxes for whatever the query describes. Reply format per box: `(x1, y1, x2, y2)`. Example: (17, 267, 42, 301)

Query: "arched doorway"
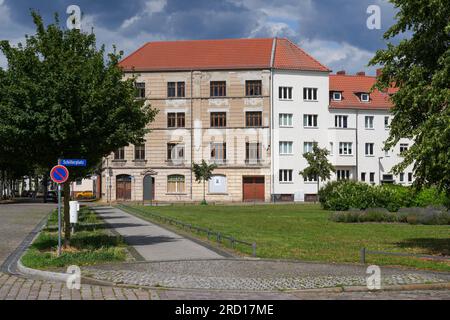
(116, 174, 132, 201)
(143, 175, 155, 201)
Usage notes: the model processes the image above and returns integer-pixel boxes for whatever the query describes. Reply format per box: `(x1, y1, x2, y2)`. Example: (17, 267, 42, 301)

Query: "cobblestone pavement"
(1, 272, 449, 300)
(0, 273, 156, 300)
(83, 259, 450, 291)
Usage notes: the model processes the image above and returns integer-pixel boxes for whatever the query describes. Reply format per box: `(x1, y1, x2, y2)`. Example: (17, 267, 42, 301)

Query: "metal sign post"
(50, 164, 69, 257)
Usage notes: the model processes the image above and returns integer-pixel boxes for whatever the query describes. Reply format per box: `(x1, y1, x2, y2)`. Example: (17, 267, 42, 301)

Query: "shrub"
(319, 181, 447, 212)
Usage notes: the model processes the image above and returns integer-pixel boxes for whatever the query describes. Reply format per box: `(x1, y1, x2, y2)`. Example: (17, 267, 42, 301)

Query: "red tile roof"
(119, 38, 330, 72)
(329, 74, 393, 110)
(273, 38, 330, 72)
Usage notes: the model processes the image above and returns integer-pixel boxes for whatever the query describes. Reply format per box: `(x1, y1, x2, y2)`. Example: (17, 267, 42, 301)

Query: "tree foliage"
(369, 0, 450, 200)
(299, 144, 335, 197)
(192, 160, 217, 204)
(0, 12, 157, 241)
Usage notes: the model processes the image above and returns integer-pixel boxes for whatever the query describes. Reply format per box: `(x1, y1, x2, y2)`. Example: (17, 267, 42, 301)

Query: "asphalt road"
(0, 201, 55, 265)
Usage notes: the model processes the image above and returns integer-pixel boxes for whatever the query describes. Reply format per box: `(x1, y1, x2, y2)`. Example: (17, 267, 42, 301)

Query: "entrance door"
(242, 176, 265, 201)
(143, 175, 155, 201)
(116, 175, 131, 201)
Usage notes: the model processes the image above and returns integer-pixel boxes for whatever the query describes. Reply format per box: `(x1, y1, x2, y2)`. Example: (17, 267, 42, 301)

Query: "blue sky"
(0, 0, 399, 74)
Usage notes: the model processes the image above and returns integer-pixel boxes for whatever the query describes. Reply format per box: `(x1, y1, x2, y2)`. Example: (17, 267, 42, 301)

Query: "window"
(167, 143, 185, 161)
(209, 175, 227, 193)
(278, 87, 292, 100)
(279, 141, 293, 155)
(384, 116, 389, 129)
(76, 179, 82, 186)
(365, 143, 374, 156)
(361, 93, 370, 102)
(245, 111, 262, 127)
(399, 172, 405, 182)
(365, 116, 374, 129)
(385, 149, 390, 157)
(245, 80, 262, 96)
(408, 173, 413, 182)
(303, 114, 318, 128)
(361, 172, 366, 182)
(339, 142, 353, 155)
(134, 144, 145, 160)
(279, 169, 293, 183)
(304, 175, 317, 182)
(210, 142, 226, 163)
(329, 142, 334, 155)
(335, 115, 348, 128)
(114, 147, 125, 160)
(303, 87, 318, 101)
(167, 82, 185, 98)
(303, 142, 315, 154)
(400, 143, 409, 154)
(246, 143, 262, 164)
(336, 170, 350, 181)
(210, 81, 226, 97)
(279, 114, 293, 127)
(370, 172, 375, 183)
(135, 82, 145, 99)
(167, 112, 185, 128)
(332, 92, 342, 101)
(210, 112, 226, 127)
(167, 175, 185, 193)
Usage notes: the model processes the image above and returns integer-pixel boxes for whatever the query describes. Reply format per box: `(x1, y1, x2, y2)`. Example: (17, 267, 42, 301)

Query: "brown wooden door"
(116, 175, 132, 201)
(243, 176, 265, 201)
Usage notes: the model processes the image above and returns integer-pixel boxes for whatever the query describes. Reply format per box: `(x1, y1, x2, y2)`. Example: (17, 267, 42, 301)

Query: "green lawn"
(127, 203, 450, 272)
(21, 207, 128, 270)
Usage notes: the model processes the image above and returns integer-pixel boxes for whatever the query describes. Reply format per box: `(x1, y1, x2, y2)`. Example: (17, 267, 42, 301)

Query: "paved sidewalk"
(93, 206, 222, 261)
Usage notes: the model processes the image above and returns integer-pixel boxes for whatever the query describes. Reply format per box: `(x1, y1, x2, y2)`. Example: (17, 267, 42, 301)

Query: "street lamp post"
(378, 157, 383, 185)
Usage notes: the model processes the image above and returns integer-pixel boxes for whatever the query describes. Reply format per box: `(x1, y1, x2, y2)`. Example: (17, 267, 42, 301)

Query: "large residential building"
(100, 38, 413, 203)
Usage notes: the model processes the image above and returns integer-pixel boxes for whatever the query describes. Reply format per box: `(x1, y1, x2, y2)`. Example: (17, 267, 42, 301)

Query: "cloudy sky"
(0, 0, 400, 74)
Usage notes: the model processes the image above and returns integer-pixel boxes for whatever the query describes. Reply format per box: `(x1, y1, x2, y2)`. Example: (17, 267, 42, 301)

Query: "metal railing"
(117, 204, 257, 257)
(360, 247, 449, 264)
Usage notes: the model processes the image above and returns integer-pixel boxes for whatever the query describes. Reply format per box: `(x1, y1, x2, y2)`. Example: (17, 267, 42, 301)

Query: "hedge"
(318, 180, 448, 212)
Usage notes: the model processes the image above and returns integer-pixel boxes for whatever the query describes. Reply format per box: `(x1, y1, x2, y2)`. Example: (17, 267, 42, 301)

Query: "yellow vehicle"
(75, 191, 94, 199)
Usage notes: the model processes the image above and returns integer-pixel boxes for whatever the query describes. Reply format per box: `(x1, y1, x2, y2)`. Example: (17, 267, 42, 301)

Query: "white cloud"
(300, 38, 377, 75)
(145, 0, 167, 15)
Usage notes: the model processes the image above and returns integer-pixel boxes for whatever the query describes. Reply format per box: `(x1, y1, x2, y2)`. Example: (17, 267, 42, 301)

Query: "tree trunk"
(317, 178, 320, 203)
(42, 175, 48, 203)
(63, 180, 71, 247)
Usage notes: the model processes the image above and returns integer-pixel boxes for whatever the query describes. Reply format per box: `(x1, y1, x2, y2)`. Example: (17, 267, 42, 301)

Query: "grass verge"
(21, 206, 127, 270)
(127, 203, 450, 272)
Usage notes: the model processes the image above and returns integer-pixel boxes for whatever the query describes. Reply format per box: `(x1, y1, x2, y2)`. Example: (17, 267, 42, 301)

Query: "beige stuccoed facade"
(100, 69, 272, 203)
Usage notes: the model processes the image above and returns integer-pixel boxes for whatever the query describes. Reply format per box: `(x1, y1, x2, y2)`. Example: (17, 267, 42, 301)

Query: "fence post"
(360, 247, 366, 264)
(252, 243, 257, 257)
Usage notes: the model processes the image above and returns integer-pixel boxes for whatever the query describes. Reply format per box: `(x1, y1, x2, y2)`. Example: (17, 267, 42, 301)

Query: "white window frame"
(339, 142, 353, 155)
(361, 93, 370, 102)
(279, 169, 293, 183)
(279, 113, 293, 127)
(365, 116, 374, 129)
(279, 87, 293, 100)
(400, 143, 409, 154)
(365, 143, 374, 156)
(303, 142, 315, 154)
(279, 141, 293, 155)
(303, 114, 318, 128)
(332, 92, 342, 101)
(384, 116, 390, 129)
(303, 87, 318, 101)
(335, 115, 348, 128)
(336, 170, 350, 181)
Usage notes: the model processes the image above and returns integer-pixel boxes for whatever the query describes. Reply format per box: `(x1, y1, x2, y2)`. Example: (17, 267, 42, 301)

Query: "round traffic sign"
(50, 165, 69, 184)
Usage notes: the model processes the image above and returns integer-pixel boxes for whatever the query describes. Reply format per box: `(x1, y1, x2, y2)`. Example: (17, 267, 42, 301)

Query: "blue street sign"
(60, 159, 87, 167)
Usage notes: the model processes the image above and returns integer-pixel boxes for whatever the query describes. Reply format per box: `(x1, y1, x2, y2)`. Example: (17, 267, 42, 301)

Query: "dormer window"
(332, 92, 342, 101)
(360, 93, 370, 102)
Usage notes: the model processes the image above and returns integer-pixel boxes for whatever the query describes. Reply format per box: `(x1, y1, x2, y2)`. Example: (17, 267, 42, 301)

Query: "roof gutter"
(269, 38, 276, 202)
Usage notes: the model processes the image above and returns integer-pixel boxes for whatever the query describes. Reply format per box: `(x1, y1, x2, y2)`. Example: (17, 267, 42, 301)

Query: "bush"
(329, 207, 449, 225)
(319, 181, 447, 212)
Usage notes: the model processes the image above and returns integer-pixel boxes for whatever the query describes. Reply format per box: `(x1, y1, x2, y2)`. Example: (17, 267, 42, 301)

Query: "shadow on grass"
(32, 232, 124, 251)
(395, 238, 450, 256)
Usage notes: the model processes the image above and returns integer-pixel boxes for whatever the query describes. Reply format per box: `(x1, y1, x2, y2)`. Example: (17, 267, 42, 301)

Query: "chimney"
(336, 70, 346, 75)
(356, 71, 366, 76)
(376, 68, 383, 77)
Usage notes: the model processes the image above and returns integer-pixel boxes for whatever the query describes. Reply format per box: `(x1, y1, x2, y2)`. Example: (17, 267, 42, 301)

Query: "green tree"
(0, 12, 157, 244)
(299, 144, 335, 200)
(192, 160, 217, 205)
(369, 0, 450, 202)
